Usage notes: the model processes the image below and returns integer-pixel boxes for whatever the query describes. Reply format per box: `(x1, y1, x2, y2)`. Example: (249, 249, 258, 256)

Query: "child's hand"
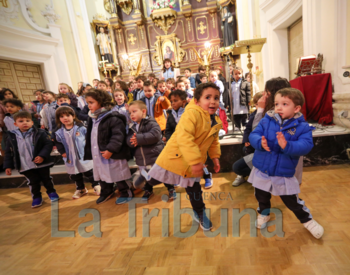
(41, 125, 45, 129)
(100, 150, 113, 159)
(34, 156, 44, 164)
(245, 142, 250, 147)
(261, 136, 270, 152)
(159, 96, 165, 102)
(5, 168, 11, 176)
(257, 94, 267, 109)
(191, 163, 204, 177)
(162, 136, 166, 143)
(130, 133, 138, 147)
(62, 153, 67, 158)
(125, 103, 129, 111)
(277, 132, 287, 150)
(212, 158, 220, 173)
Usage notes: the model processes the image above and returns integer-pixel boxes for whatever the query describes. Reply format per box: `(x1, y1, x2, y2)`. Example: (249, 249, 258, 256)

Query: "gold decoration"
(117, 0, 133, 15)
(117, 29, 123, 43)
(138, 25, 144, 39)
(104, 0, 112, 13)
(150, 8, 177, 35)
(210, 13, 216, 28)
(128, 33, 137, 45)
(185, 17, 191, 32)
(0, 0, 8, 8)
(192, 44, 214, 76)
(197, 21, 207, 34)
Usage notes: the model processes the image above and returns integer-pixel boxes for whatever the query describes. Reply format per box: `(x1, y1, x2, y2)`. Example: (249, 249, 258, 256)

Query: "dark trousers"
(144, 181, 174, 192)
(100, 180, 133, 198)
(21, 166, 55, 199)
(234, 114, 248, 129)
(254, 188, 312, 224)
(69, 169, 99, 190)
(232, 158, 251, 177)
(148, 179, 205, 217)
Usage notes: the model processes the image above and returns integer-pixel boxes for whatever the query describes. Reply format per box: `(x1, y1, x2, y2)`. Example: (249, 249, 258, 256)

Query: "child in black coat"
(127, 100, 176, 201)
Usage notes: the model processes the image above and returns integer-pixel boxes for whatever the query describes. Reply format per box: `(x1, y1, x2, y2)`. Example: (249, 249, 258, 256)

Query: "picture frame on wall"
(143, 0, 182, 17)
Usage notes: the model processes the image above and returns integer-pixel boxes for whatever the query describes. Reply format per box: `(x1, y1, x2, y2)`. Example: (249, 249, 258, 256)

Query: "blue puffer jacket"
(249, 111, 314, 177)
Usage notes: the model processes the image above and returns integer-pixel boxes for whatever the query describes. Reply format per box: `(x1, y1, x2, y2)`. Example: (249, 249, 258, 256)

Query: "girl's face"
(83, 86, 91, 94)
(166, 82, 174, 89)
(263, 90, 271, 98)
(115, 83, 121, 89)
(86, 96, 101, 113)
(209, 72, 218, 82)
(59, 113, 74, 128)
(105, 79, 111, 86)
(35, 92, 43, 101)
(59, 85, 69, 94)
(78, 82, 83, 90)
(246, 74, 251, 82)
(114, 92, 125, 105)
(4, 91, 13, 99)
(129, 82, 135, 90)
(195, 87, 220, 115)
(164, 61, 171, 69)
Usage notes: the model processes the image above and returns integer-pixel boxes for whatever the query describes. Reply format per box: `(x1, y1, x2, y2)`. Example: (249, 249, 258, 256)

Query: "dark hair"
(116, 80, 128, 91)
(98, 81, 107, 87)
(85, 89, 112, 107)
(33, 89, 45, 95)
(184, 68, 191, 72)
(198, 65, 206, 72)
(55, 106, 81, 128)
(276, 88, 305, 107)
(135, 75, 147, 82)
(143, 81, 154, 89)
(104, 78, 113, 87)
(128, 81, 135, 88)
(3, 98, 24, 108)
(56, 93, 70, 100)
(169, 90, 187, 101)
(252, 91, 263, 105)
(176, 80, 185, 87)
(2, 88, 18, 99)
(199, 73, 207, 80)
(129, 100, 147, 111)
(77, 83, 92, 96)
(245, 72, 252, 79)
(233, 67, 243, 75)
(42, 91, 56, 98)
(13, 111, 32, 121)
(157, 80, 165, 87)
(264, 77, 291, 115)
(162, 58, 174, 73)
(166, 78, 175, 85)
(148, 73, 156, 78)
(194, 82, 220, 101)
(113, 88, 127, 103)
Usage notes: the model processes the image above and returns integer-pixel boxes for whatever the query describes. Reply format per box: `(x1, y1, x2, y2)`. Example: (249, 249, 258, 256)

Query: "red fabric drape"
(290, 73, 333, 125)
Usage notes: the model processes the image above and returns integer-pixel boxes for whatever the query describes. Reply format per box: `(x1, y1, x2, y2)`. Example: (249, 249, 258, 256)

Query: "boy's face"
(157, 83, 166, 93)
(149, 76, 154, 81)
(195, 87, 220, 115)
(35, 92, 43, 101)
(166, 82, 174, 90)
(274, 94, 301, 120)
(210, 72, 218, 82)
(129, 105, 146, 123)
(184, 70, 191, 77)
(233, 70, 242, 81)
(200, 77, 207, 83)
(98, 83, 107, 91)
(5, 103, 21, 114)
(93, 80, 98, 87)
(184, 79, 190, 89)
(170, 95, 186, 111)
(14, 117, 33, 132)
(199, 70, 205, 74)
(57, 97, 71, 106)
(176, 82, 185, 91)
(144, 85, 155, 98)
(43, 93, 54, 102)
(137, 79, 144, 89)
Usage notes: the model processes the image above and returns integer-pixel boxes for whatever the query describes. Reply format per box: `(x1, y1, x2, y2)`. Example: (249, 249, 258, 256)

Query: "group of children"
(0, 58, 324, 238)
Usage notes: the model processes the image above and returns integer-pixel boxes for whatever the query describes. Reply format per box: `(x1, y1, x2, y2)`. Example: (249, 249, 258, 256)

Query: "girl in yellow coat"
(146, 82, 222, 231)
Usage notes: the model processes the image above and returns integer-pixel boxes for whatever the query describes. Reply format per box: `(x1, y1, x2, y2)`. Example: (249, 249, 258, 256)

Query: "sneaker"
(116, 196, 133, 204)
(193, 211, 213, 231)
(232, 175, 246, 187)
(255, 214, 270, 229)
(168, 189, 177, 200)
(32, 197, 43, 208)
(174, 183, 180, 188)
(72, 188, 88, 199)
(96, 192, 114, 204)
(93, 185, 101, 196)
(48, 192, 60, 202)
(204, 178, 213, 189)
(141, 191, 154, 202)
(303, 219, 324, 239)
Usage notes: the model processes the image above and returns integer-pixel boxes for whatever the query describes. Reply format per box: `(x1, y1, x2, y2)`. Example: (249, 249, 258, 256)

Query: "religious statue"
(222, 7, 236, 47)
(96, 27, 113, 63)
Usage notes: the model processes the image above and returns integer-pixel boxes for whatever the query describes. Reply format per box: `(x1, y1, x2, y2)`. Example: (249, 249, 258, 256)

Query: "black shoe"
(96, 192, 114, 204)
(142, 191, 153, 201)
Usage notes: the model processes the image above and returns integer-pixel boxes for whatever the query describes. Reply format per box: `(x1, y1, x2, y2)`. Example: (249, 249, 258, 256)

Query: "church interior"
(0, 0, 350, 274)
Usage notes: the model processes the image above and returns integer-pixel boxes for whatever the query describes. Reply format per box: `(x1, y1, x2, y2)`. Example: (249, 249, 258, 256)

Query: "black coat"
(84, 111, 130, 161)
(126, 117, 163, 166)
(238, 79, 251, 107)
(195, 74, 201, 87)
(78, 105, 89, 121)
(242, 110, 256, 155)
(4, 126, 53, 170)
(164, 109, 177, 141)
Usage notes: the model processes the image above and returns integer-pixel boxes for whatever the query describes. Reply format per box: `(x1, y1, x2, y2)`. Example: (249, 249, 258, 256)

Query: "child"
(53, 106, 100, 199)
(146, 83, 222, 230)
(56, 93, 81, 116)
(184, 68, 196, 88)
(58, 83, 78, 108)
(112, 89, 132, 125)
(3, 99, 23, 131)
(129, 75, 135, 83)
(104, 78, 114, 95)
(139, 81, 170, 131)
(133, 76, 146, 101)
(231, 67, 251, 131)
(2, 88, 18, 100)
(115, 80, 129, 99)
(97, 81, 111, 97)
(209, 71, 225, 104)
(161, 59, 179, 81)
(127, 101, 176, 201)
(156, 80, 170, 98)
(77, 83, 91, 110)
(182, 77, 194, 100)
(152, 78, 159, 88)
(245, 72, 260, 96)
(92, 79, 99, 89)
(40, 91, 58, 133)
(175, 80, 186, 92)
(199, 73, 208, 84)
(4, 111, 59, 208)
(166, 78, 175, 92)
(215, 66, 227, 85)
(195, 65, 206, 86)
(148, 73, 156, 82)
(84, 89, 134, 204)
(248, 88, 324, 239)
(30, 89, 45, 126)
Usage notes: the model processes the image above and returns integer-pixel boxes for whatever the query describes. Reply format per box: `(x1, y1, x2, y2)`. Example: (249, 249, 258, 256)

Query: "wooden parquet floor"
(1, 164, 350, 275)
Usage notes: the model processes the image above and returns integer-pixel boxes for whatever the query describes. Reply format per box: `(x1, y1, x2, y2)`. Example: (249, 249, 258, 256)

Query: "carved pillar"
(133, 0, 141, 14)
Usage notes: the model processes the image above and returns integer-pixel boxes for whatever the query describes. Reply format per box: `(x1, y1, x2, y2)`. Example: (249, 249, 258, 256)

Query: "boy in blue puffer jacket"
(248, 88, 324, 239)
